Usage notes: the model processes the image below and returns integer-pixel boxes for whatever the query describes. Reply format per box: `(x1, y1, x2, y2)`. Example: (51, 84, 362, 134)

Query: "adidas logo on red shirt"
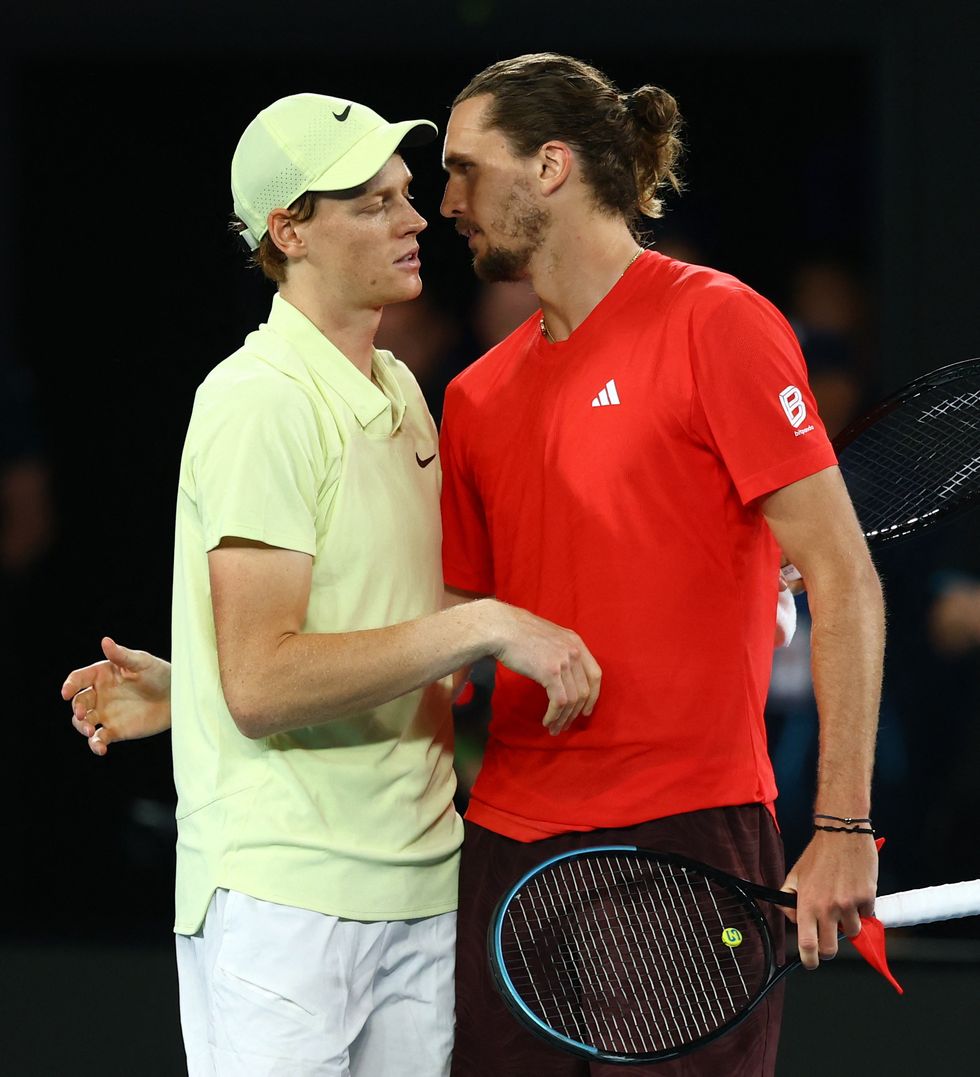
(591, 379, 621, 407)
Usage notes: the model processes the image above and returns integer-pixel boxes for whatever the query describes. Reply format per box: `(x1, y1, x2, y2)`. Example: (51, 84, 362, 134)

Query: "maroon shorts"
(452, 804, 786, 1077)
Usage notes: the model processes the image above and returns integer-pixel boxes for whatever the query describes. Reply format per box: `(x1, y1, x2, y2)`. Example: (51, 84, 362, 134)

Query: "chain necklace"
(539, 247, 645, 343)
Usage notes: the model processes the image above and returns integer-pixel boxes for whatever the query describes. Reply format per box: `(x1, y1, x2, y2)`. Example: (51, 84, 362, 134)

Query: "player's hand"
(781, 830, 878, 969)
(779, 558, 806, 595)
(488, 603, 601, 734)
(62, 636, 173, 756)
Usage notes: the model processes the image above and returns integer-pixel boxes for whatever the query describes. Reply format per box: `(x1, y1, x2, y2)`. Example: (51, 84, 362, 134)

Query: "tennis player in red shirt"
(439, 54, 883, 1077)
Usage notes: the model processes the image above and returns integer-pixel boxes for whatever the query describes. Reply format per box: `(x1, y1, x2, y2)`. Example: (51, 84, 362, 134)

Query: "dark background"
(1, 1, 978, 1073)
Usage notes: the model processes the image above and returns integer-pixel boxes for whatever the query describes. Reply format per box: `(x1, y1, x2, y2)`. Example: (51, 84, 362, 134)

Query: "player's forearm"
(807, 558, 885, 816)
(220, 599, 502, 738)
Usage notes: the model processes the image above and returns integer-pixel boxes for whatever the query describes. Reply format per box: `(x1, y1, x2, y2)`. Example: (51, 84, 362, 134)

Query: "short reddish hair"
(230, 182, 369, 282)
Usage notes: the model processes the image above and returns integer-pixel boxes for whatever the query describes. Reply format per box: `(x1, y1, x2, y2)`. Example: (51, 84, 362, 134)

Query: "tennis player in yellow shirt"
(63, 92, 601, 1077)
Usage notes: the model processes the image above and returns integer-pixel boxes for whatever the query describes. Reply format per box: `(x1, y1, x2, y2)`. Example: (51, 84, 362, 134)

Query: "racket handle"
(876, 880, 980, 928)
(780, 564, 802, 584)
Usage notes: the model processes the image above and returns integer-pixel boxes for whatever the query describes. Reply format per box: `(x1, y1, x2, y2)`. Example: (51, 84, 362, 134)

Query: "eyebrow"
(442, 154, 474, 171)
(361, 174, 414, 200)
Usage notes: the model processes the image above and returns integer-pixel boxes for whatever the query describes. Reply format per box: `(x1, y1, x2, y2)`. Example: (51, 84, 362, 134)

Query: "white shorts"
(176, 889, 455, 1077)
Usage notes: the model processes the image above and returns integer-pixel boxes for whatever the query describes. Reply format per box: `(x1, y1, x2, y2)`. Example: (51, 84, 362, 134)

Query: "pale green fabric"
(171, 293, 460, 935)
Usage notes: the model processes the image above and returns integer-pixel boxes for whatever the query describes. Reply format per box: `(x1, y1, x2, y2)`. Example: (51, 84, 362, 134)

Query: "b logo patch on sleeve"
(779, 385, 807, 428)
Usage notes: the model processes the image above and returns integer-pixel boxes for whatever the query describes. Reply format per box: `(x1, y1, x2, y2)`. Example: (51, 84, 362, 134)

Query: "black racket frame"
(833, 356, 980, 546)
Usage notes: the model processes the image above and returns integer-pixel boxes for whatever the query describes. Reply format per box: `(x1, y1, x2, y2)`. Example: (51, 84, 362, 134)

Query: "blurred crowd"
(4, 241, 977, 935)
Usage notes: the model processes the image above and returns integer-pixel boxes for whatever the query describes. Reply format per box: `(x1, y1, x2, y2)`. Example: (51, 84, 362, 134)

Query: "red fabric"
(453, 680, 475, 707)
(849, 836, 903, 994)
(440, 252, 837, 840)
(851, 915, 904, 995)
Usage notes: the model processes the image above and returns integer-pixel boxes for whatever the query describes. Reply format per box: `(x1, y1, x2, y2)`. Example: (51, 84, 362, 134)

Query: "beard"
(472, 182, 550, 283)
(475, 243, 536, 283)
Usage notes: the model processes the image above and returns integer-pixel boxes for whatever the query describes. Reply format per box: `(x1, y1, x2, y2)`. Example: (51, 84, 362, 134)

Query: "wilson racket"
(488, 846, 980, 1065)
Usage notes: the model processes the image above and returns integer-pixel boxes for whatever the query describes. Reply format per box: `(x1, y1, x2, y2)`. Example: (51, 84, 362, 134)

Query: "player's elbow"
(850, 551, 884, 606)
(809, 547, 884, 622)
(232, 711, 269, 740)
(220, 674, 275, 739)
(215, 634, 294, 738)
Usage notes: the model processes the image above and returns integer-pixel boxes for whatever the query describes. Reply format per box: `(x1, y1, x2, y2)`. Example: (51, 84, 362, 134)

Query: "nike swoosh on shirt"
(416, 453, 437, 468)
(333, 104, 352, 121)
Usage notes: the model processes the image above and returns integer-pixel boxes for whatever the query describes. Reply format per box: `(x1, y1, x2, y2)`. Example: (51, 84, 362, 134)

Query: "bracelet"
(814, 813, 872, 825)
(814, 823, 876, 835)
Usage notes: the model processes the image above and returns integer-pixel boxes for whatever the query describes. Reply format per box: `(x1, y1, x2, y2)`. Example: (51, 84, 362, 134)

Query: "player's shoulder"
(642, 251, 769, 314)
(199, 345, 299, 396)
(193, 340, 318, 428)
(444, 312, 539, 406)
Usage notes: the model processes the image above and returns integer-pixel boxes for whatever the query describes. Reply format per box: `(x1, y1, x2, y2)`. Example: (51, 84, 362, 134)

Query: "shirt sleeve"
(189, 372, 324, 555)
(689, 288, 838, 504)
(439, 384, 495, 595)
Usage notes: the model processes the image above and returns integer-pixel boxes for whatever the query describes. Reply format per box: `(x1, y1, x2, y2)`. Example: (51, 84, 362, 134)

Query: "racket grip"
(875, 880, 980, 928)
(780, 564, 802, 584)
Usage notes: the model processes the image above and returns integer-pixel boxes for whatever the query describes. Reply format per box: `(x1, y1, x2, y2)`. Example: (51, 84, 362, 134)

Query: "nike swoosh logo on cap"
(416, 452, 436, 468)
(333, 104, 352, 121)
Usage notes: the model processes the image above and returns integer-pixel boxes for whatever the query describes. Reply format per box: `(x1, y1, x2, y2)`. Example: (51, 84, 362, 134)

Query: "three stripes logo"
(591, 379, 621, 407)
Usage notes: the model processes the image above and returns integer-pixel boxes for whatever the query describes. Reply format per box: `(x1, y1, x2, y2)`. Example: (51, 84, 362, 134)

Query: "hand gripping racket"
(488, 846, 980, 1065)
(783, 356, 980, 582)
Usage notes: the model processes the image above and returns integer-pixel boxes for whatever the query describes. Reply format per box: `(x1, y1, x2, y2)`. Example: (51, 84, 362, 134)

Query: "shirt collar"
(262, 293, 406, 434)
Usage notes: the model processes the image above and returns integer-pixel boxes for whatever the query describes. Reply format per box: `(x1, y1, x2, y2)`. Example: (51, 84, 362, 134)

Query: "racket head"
(832, 356, 980, 546)
(488, 846, 783, 1064)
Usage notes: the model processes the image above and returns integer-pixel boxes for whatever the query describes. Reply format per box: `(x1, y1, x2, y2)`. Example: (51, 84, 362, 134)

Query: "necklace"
(539, 246, 644, 343)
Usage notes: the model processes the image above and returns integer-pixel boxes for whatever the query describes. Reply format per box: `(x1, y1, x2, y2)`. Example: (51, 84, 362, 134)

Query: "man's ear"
(266, 208, 305, 260)
(537, 140, 574, 197)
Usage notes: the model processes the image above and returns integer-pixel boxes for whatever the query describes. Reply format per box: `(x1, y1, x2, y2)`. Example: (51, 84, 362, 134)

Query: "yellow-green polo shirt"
(170, 293, 461, 935)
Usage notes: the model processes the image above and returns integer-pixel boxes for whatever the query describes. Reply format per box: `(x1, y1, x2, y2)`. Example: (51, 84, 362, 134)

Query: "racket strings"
(498, 856, 769, 1056)
(841, 379, 980, 541)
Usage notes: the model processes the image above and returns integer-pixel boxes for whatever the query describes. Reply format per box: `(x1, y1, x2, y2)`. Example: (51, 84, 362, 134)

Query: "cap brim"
(306, 119, 438, 193)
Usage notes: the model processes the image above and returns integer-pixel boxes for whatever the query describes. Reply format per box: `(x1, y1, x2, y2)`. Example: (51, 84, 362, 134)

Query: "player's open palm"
(491, 605, 601, 734)
(62, 636, 172, 756)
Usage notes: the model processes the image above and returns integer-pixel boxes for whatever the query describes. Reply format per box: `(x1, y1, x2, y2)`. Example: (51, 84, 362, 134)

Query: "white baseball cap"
(231, 93, 438, 250)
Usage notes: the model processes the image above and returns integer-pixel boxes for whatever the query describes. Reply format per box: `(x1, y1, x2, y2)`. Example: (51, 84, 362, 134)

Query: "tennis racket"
(488, 845, 980, 1065)
(782, 356, 980, 582)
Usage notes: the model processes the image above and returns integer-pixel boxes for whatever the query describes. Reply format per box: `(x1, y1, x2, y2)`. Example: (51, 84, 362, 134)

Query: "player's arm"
(62, 637, 173, 756)
(760, 465, 884, 970)
(210, 539, 601, 739)
(443, 585, 488, 699)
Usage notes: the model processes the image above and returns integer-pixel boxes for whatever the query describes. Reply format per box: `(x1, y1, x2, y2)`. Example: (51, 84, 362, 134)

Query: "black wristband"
(814, 823, 876, 835)
(814, 813, 872, 825)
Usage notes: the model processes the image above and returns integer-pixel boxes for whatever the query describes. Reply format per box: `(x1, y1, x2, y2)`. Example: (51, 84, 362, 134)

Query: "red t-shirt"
(440, 252, 836, 840)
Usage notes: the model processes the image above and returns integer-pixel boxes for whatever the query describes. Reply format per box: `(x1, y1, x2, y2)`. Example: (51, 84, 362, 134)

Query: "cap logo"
(333, 104, 352, 122)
